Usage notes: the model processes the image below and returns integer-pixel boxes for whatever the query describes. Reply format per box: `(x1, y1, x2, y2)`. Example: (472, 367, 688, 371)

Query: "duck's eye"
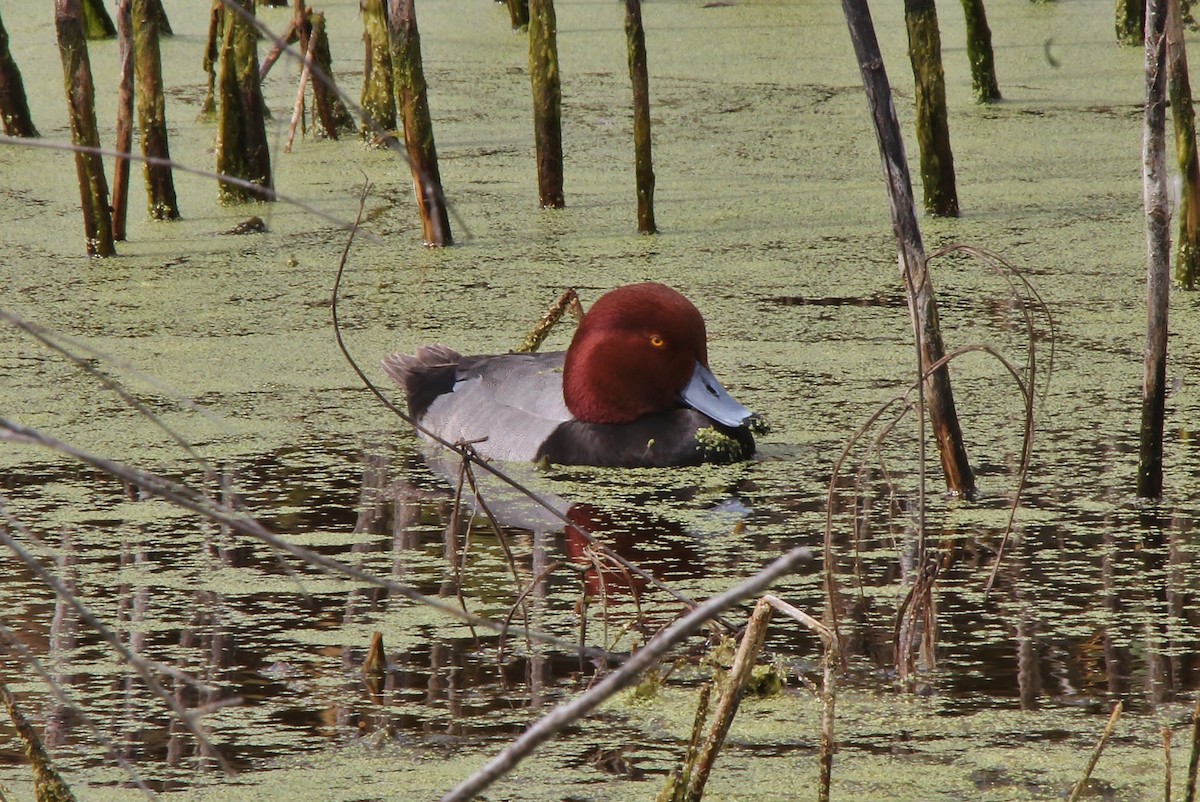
(649, 334, 666, 349)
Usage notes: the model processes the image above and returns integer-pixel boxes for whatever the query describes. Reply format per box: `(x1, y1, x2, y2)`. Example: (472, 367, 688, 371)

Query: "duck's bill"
(680, 362, 757, 428)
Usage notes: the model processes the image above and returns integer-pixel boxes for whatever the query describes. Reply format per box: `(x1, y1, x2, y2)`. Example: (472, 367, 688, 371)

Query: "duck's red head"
(563, 283, 710, 425)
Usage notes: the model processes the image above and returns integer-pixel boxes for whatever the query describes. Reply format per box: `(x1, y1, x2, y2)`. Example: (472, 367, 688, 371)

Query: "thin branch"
(1068, 701, 1123, 802)
(439, 546, 812, 802)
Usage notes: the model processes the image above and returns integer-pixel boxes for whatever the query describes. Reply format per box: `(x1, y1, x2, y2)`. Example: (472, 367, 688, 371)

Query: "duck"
(381, 282, 757, 468)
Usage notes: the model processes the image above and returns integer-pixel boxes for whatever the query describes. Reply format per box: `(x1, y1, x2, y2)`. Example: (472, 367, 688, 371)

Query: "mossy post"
(1117, 0, 1146, 45)
(81, 0, 116, 39)
(216, 0, 273, 202)
(1140, 0, 1169, 499)
(528, 0, 564, 208)
(1167, 0, 1200, 288)
(360, 0, 397, 145)
(387, 0, 452, 245)
(840, 0, 976, 497)
(134, 0, 179, 219)
(55, 0, 116, 257)
(0, 9, 39, 137)
(959, 0, 1000, 103)
(3, 686, 77, 802)
(307, 11, 356, 139)
(625, 0, 656, 234)
(905, 0, 959, 217)
(112, 0, 134, 240)
(506, 0, 530, 31)
(149, 0, 172, 36)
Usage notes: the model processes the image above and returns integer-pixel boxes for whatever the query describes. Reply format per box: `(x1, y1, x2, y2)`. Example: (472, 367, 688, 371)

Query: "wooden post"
(1139, 0, 1170, 499)
(506, 0, 529, 31)
(904, 0, 959, 217)
(0, 8, 39, 137)
(113, 0, 135, 240)
(625, 0, 656, 234)
(387, 0, 452, 245)
(840, 0, 976, 497)
(55, 0, 116, 257)
(134, 0, 179, 219)
(199, 1, 221, 120)
(149, 0, 171, 36)
(959, 0, 1000, 103)
(1117, 0, 1145, 46)
(216, 0, 273, 202)
(1166, 0, 1200, 288)
(360, 0, 397, 145)
(528, 0, 564, 208)
(307, 11, 356, 139)
(81, 0, 116, 39)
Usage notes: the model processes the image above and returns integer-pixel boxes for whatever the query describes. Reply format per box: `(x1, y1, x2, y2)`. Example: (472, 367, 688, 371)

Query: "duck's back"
(383, 346, 571, 462)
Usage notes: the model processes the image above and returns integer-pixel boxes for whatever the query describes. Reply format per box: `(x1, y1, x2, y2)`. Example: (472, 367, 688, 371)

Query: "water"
(2, 0, 1200, 799)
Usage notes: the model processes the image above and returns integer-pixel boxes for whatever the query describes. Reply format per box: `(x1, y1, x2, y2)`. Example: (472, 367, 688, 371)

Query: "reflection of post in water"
(1098, 519, 1133, 699)
(995, 544, 1045, 710)
(115, 543, 151, 759)
(822, 466, 901, 669)
(1137, 507, 1186, 703)
(45, 530, 81, 750)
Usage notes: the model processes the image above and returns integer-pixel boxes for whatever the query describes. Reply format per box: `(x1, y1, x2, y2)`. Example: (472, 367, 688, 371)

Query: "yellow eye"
(649, 334, 666, 348)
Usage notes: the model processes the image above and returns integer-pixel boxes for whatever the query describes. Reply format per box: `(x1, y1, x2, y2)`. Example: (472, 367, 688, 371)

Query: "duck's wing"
(382, 348, 572, 462)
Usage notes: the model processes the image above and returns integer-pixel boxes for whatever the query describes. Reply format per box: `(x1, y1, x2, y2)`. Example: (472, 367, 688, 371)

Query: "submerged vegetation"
(2, 0, 1200, 800)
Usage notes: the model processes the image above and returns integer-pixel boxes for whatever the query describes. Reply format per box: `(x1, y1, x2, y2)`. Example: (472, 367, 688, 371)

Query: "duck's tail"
(381, 345, 462, 418)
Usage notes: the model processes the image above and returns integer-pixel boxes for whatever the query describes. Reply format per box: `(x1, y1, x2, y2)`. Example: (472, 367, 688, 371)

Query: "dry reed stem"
(439, 547, 811, 802)
(1185, 695, 1200, 802)
(685, 597, 773, 802)
(284, 26, 316, 153)
(764, 594, 837, 802)
(1165, 726, 1173, 802)
(1067, 701, 1123, 802)
(657, 682, 713, 802)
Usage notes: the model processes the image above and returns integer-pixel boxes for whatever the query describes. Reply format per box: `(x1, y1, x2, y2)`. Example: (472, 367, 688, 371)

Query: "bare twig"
(685, 597, 773, 801)
(765, 594, 838, 802)
(2, 684, 78, 802)
(1067, 701, 1123, 802)
(1165, 726, 1173, 802)
(1185, 695, 1200, 802)
(514, 288, 584, 353)
(656, 682, 712, 802)
(439, 546, 812, 802)
(0, 135, 380, 241)
(284, 26, 316, 153)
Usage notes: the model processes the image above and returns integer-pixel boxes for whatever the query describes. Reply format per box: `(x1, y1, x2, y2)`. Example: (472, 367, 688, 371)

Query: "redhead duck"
(381, 282, 757, 467)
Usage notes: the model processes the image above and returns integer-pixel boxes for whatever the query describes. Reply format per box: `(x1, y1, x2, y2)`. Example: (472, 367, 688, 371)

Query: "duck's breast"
(423, 351, 572, 462)
(536, 410, 755, 468)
